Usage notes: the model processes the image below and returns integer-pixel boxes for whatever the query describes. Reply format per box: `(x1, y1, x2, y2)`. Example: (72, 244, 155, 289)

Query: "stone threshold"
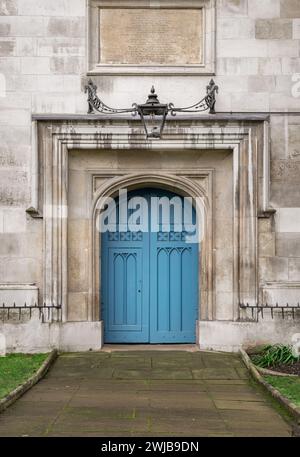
(101, 344, 200, 352)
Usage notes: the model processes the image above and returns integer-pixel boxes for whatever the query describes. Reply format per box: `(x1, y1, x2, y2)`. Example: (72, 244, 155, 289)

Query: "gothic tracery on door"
(101, 188, 199, 343)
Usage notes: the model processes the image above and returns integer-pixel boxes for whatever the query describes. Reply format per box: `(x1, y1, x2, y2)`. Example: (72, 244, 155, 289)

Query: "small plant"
(252, 344, 300, 368)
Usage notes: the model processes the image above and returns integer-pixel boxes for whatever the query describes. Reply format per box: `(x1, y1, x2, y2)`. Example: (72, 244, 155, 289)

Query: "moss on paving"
(265, 375, 300, 407)
(0, 353, 48, 399)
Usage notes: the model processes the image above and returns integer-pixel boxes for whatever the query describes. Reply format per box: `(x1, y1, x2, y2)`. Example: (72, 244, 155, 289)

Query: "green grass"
(265, 375, 300, 407)
(0, 353, 48, 400)
(252, 344, 299, 368)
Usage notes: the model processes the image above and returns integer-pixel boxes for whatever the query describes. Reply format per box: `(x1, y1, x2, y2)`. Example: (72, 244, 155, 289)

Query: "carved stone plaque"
(99, 8, 203, 66)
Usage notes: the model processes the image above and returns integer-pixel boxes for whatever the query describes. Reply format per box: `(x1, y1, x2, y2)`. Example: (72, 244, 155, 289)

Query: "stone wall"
(0, 0, 299, 350)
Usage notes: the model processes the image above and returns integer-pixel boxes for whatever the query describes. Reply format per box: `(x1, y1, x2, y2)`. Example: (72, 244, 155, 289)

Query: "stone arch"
(88, 172, 213, 330)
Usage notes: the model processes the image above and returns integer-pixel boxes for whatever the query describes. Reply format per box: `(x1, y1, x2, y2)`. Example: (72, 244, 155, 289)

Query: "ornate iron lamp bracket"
(84, 78, 219, 137)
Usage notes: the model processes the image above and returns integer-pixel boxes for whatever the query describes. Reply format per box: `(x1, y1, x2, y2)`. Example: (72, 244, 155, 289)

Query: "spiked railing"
(239, 302, 300, 320)
(0, 302, 62, 323)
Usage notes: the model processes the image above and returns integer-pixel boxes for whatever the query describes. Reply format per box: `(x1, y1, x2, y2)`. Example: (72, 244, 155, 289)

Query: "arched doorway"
(101, 188, 199, 343)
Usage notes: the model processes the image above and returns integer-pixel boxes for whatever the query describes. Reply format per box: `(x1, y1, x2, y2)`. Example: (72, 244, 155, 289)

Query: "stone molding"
(35, 118, 268, 324)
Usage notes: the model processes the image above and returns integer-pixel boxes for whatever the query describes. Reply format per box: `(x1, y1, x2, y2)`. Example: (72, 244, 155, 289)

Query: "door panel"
(101, 188, 198, 344)
(102, 230, 149, 343)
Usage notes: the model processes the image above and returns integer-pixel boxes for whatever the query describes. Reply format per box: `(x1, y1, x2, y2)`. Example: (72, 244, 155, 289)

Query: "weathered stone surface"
(100, 8, 203, 65)
(17, 0, 85, 17)
(276, 234, 300, 257)
(0, 0, 17, 15)
(50, 56, 85, 74)
(220, 0, 248, 16)
(0, 351, 292, 437)
(37, 38, 85, 57)
(0, 38, 15, 56)
(293, 19, 300, 39)
(248, 0, 280, 18)
(255, 19, 293, 39)
(288, 258, 300, 280)
(248, 75, 276, 92)
(259, 257, 289, 281)
(218, 57, 259, 75)
(47, 17, 85, 38)
(0, 16, 46, 36)
(280, 0, 300, 18)
(218, 17, 254, 39)
(271, 181, 300, 207)
(259, 233, 276, 257)
(21, 57, 50, 75)
(271, 160, 300, 181)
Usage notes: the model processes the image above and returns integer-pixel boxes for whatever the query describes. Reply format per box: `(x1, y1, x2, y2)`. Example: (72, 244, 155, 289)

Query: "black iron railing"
(0, 302, 62, 323)
(239, 302, 300, 320)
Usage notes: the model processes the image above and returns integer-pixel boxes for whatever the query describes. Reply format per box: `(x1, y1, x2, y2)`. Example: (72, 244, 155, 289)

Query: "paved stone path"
(0, 351, 292, 437)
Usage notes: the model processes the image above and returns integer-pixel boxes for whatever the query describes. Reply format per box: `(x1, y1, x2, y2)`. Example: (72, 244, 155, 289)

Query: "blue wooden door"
(101, 189, 198, 343)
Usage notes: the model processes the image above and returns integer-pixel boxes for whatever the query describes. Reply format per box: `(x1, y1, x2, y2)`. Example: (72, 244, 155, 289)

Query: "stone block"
(31, 92, 83, 114)
(258, 58, 282, 76)
(289, 258, 300, 280)
(0, 16, 47, 37)
(268, 40, 298, 58)
(16, 37, 37, 56)
(261, 283, 300, 306)
(0, 108, 30, 126)
(218, 17, 255, 39)
(217, 75, 248, 93)
(247, 75, 276, 92)
(271, 160, 300, 182)
(282, 57, 300, 74)
(0, 38, 15, 57)
(275, 75, 298, 95)
(3, 208, 26, 233)
(270, 116, 288, 160)
(231, 92, 270, 111)
(293, 19, 300, 39)
(0, 258, 38, 283)
(289, 124, 300, 159)
(218, 39, 268, 57)
(37, 37, 85, 57)
(0, 284, 38, 307)
(215, 292, 234, 320)
(220, 0, 248, 16)
(259, 257, 289, 281)
(280, 0, 300, 18)
(276, 208, 300, 233)
(50, 56, 85, 74)
(255, 19, 292, 39)
(0, 91, 31, 109)
(259, 232, 276, 257)
(36, 75, 66, 93)
(276, 233, 300, 257)
(0, 232, 42, 257)
(0, 0, 17, 15)
(47, 17, 85, 38)
(248, 0, 280, 18)
(258, 217, 273, 233)
(271, 181, 300, 207)
(17, 0, 85, 17)
(67, 292, 88, 322)
(0, 57, 20, 77)
(270, 93, 300, 111)
(218, 57, 259, 75)
(0, 210, 3, 233)
(21, 57, 50, 75)
(0, 21, 11, 36)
